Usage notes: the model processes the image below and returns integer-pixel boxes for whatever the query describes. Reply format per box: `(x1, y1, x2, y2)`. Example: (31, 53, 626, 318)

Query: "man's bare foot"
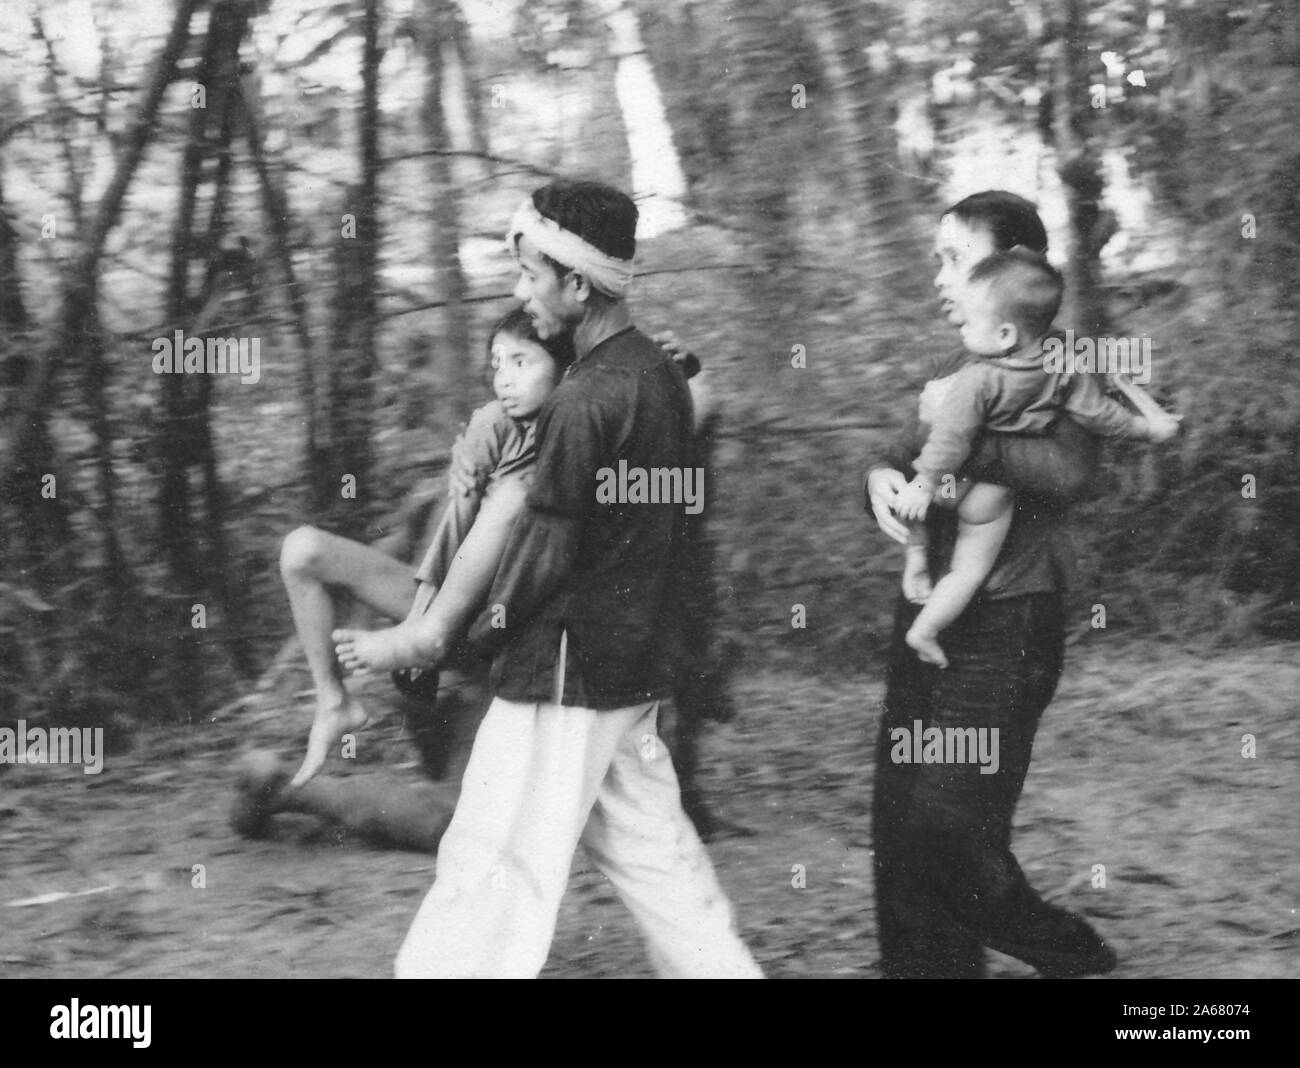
(902, 559, 933, 604)
(290, 696, 367, 788)
(905, 626, 949, 668)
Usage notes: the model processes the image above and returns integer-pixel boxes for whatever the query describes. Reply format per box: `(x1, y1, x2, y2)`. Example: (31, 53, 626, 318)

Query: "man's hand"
(894, 477, 934, 522)
(652, 330, 700, 378)
(866, 466, 911, 544)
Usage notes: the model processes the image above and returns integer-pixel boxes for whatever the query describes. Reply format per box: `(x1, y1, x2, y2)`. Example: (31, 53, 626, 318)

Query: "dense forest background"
(1, 0, 1297, 734)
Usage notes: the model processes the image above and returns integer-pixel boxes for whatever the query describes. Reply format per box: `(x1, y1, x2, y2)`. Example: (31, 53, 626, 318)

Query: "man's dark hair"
(967, 248, 1063, 339)
(944, 190, 1049, 255)
(530, 180, 638, 281)
(487, 304, 576, 370)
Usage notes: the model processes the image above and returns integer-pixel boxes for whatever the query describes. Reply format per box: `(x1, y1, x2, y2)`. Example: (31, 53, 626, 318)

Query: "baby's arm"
(1067, 374, 1182, 443)
(901, 365, 993, 521)
(895, 476, 937, 521)
(334, 477, 528, 673)
(905, 483, 1014, 668)
(1108, 375, 1182, 442)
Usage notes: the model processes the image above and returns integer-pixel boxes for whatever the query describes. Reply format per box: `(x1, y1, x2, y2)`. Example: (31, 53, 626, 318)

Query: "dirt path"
(1, 642, 1296, 979)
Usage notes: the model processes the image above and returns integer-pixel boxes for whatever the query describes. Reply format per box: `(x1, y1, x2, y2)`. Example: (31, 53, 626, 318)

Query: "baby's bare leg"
(279, 527, 416, 787)
(901, 474, 973, 605)
(901, 524, 932, 604)
(906, 484, 1014, 668)
(334, 476, 528, 673)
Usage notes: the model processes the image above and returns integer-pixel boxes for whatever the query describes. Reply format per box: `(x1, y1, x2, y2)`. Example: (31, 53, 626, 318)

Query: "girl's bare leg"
(278, 526, 417, 786)
(334, 476, 529, 673)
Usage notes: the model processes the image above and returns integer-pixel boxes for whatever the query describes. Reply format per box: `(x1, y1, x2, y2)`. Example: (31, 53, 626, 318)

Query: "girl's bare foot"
(290, 695, 368, 787)
(333, 627, 410, 674)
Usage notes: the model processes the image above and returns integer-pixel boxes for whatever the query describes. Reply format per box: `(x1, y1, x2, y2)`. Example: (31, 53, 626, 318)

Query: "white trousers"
(394, 697, 763, 978)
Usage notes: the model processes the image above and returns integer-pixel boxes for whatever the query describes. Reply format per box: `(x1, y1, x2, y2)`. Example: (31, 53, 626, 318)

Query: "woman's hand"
(866, 466, 911, 544)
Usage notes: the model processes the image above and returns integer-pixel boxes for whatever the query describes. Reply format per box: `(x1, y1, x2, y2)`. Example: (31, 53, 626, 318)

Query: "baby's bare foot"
(902, 551, 933, 604)
(291, 695, 367, 788)
(902, 566, 933, 605)
(905, 626, 949, 669)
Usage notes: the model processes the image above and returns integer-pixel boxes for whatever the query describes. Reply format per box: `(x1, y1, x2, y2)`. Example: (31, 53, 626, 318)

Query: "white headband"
(506, 198, 635, 298)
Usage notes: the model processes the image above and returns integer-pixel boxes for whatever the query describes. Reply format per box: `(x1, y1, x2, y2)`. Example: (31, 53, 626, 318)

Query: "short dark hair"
(487, 304, 576, 371)
(966, 248, 1063, 338)
(944, 190, 1049, 255)
(530, 180, 637, 280)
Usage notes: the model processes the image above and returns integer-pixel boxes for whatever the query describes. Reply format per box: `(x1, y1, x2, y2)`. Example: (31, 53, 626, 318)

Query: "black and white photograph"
(0, 0, 1294, 1018)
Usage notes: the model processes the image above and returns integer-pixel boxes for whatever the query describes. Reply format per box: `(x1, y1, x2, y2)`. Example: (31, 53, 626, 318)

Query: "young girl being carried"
(281, 306, 574, 786)
(283, 308, 704, 787)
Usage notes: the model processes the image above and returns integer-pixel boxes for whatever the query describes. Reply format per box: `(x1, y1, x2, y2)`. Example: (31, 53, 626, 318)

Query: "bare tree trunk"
(197, 0, 255, 677)
(91, 0, 119, 137)
(1169, 1, 1232, 117)
(4, 0, 198, 590)
(634, 0, 733, 204)
(800, 4, 873, 215)
(30, 11, 86, 231)
(158, 4, 233, 715)
(0, 169, 25, 330)
(325, 0, 383, 540)
(153, 0, 259, 703)
(238, 80, 330, 513)
(807, 0, 932, 301)
(1053, 0, 1106, 335)
(421, 0, 473, 423)
(447, 0, 493, 180)
(721, 0, 799, 278)
(710, 0, 807, 530)
(79, 263, 128, 596)
(893, 0, 940, 192)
